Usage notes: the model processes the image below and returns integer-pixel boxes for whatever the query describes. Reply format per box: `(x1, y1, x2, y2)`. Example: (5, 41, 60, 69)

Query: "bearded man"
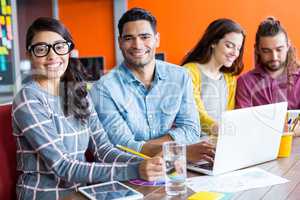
(236, 17, 300, 109)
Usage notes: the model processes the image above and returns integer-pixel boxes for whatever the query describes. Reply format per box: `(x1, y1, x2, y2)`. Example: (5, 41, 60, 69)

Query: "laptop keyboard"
(189, 161, 214, 170)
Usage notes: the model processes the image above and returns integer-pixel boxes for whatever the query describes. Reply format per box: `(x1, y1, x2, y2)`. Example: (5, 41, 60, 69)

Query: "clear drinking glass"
(163, 141, 187, 195)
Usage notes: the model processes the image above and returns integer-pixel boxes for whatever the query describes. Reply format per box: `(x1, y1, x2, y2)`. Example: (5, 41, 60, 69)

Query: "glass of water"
(163, 141, 187, 195)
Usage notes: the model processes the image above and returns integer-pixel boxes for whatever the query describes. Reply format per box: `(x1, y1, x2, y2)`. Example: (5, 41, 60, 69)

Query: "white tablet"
(78, 181, 144, 200)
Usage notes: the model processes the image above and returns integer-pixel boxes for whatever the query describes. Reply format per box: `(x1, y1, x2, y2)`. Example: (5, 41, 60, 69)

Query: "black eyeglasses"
(28, 41, 74, 57)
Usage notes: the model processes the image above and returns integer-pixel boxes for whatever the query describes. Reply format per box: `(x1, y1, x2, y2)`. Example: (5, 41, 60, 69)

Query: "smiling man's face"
(118, 20, 160, 69)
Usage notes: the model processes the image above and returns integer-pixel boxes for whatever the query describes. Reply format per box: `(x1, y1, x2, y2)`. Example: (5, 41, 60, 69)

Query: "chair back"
(0, 104, 17, 200)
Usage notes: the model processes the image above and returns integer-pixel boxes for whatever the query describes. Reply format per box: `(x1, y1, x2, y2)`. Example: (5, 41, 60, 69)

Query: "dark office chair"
(0, 103, 93, 200)
(0, 104, 17, 200)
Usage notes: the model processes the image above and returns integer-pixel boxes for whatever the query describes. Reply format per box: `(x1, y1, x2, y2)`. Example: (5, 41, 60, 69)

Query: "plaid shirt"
(12, 81, 141, 200)
(236, 64, 300, 109)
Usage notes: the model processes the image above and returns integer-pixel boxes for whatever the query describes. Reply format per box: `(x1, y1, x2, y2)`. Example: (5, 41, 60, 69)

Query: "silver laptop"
(187, 102, 287, 175)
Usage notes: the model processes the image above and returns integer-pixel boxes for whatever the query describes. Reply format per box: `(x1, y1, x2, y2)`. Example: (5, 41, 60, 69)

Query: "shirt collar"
(252, 64, 268, 77)
(118, 60, 168, 84)
(118, 62, 139, 84)
(154, 60, 168, 80)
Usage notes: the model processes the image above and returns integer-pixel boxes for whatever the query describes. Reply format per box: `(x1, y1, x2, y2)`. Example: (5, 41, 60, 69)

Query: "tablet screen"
(79, 181, 142, 200)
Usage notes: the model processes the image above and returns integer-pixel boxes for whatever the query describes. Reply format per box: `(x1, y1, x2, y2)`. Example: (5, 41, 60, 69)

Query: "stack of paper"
(187, 167, 289, 193)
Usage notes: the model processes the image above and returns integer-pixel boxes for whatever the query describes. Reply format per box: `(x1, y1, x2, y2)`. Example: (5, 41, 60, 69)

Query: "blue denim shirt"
(91, 60, 201, 151)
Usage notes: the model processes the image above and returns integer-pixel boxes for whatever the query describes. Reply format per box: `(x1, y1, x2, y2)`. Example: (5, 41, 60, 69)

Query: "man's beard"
(125, 58, 151, 69)
(122, 50, 154, 69)
(261, 60, 286, 72)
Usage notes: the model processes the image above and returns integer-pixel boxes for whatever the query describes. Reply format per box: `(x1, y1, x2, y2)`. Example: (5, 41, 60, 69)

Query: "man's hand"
(139, 157, 164, 181)
(187, 141, 215, 163)
(141, 143, 162, 157)
(141, 135, 173, 156)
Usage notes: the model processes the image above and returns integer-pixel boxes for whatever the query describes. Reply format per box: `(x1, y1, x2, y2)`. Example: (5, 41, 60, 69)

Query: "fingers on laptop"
(201, 154, 214, 163)
(200, 141, 216, 148)
(187, 142, 215, 162)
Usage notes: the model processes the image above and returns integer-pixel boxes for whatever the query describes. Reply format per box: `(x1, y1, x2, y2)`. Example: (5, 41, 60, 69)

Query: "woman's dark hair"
(26, 17, 90, 123)
(181, 18, 246, 75)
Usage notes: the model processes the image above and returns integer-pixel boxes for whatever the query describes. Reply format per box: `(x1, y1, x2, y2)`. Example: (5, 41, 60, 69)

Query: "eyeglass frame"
(27, 41, 74, 57)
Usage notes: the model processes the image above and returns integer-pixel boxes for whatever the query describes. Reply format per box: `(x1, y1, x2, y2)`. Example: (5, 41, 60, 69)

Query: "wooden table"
(65, 137, 300, 200)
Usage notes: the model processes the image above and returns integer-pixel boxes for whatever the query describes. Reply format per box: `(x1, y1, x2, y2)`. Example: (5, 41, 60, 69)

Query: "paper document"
(187, 167, 289, 193)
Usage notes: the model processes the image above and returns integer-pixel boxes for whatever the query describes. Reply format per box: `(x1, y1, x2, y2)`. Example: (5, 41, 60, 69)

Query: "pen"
(284, 112, 290, 132)
(291, 114, 300, 132)
(116, 144, 151, 159)
(116, 144, 178, 177)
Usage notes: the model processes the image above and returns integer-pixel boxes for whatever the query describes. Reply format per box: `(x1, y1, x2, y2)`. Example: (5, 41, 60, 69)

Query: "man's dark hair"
(118, 7, 157, 36)
(255, 17, 300, 89)
(255, 17, 288, 50)
(255, 17, 298, 69)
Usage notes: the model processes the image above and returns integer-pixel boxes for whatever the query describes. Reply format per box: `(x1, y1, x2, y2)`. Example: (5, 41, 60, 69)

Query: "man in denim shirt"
(91, 8, 215, 162)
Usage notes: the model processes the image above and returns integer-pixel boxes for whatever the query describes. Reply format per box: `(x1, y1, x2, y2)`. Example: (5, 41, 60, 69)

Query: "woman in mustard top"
(182, 19, 245, 137)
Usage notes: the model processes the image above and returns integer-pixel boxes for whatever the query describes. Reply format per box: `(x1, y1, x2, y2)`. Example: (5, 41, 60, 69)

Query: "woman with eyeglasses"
(181, 19, 245, 138)
(12, 17, 163, 200)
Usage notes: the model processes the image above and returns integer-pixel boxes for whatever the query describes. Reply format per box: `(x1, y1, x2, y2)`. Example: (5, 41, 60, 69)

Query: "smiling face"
(211, 32, 244, 68)
(256, 32, 289, 72)
(29, 31, 70, 81)
(118, 20, 160, 69)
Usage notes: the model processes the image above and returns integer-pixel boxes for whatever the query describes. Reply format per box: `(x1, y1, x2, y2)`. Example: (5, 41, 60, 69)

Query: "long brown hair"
(181, 18, 246, 75)
(255, 17, 300, 87)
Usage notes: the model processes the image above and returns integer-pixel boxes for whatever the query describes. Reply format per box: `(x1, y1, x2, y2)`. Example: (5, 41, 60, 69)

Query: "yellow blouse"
(184, 62, 237, 135)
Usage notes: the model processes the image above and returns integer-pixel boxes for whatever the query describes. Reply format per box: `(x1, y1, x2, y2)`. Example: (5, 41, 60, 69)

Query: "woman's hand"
(293, 122, 300, 137)
(210, 122, 219, 136)
(139, 156, 164, 181)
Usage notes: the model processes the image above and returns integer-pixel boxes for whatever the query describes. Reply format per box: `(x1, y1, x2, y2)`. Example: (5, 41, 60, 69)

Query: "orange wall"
(58, 0, 115, 70)
(128, 0, 300, 74)
(59, 0, 300, 73)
